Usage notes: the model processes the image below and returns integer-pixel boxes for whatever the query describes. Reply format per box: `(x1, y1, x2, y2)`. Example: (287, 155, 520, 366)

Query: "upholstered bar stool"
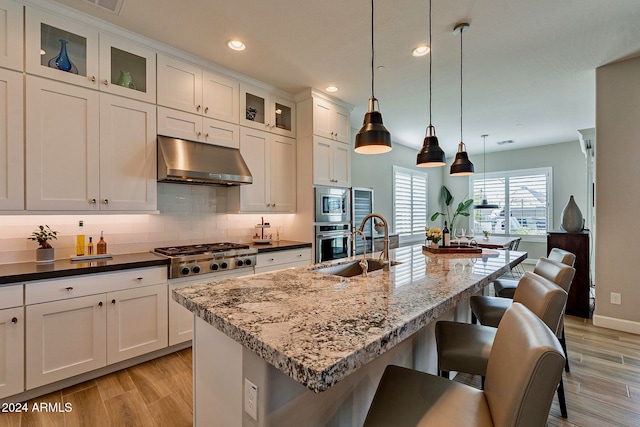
(494, 248, 576, 298)
(363, 303, 565, 427)
(436, 272, 569, 417)
(472, 256, 575, 374)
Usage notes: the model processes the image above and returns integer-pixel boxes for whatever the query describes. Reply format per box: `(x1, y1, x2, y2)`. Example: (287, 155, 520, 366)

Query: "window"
(393, 166, 428, 241)
(470, 167, 552, 238)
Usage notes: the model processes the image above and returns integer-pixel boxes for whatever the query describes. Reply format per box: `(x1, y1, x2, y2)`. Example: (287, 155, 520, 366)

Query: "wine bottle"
(87, 237, 94, 255)
(97, 231, 107, 255)
(76, 220, 85, 256)
(442, 221, 450, 247)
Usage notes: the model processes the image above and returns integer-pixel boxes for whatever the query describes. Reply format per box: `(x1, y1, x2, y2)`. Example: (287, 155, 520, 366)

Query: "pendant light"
(355, 0, 392, 154)
(474, 134, 499, 209)
(450, 23, 474, 176)
(417, 0, 445, 167)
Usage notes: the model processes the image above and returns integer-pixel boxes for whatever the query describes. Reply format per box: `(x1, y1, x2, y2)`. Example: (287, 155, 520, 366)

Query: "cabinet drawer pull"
(196, 105, 201, 112)
(103, 199, 109, 205)
(111, 299, 116, 305)
(89, 198, 97, 204)
(102, 79, 109, 86)
(89, 76, 96, 83)
(11, 317, 17, 324)
(65, 287, 74, 292)
(204, 106, 209, 114)
(136, 277, 143, 282)
(98, 301, 103, 307)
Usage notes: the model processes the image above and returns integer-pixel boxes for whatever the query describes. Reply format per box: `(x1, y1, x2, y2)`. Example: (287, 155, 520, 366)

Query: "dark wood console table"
(547, 230, 590, 318)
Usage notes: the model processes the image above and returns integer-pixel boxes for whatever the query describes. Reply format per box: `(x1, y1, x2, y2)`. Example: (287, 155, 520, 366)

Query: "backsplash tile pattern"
(0, 184, 296, 265)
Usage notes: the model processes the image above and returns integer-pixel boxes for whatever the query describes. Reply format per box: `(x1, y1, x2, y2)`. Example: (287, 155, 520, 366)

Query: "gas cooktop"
(154, 242, 250, 257)
(153, 242, 257, 278)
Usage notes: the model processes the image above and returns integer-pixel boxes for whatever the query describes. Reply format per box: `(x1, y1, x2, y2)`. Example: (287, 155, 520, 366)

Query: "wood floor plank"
(177, 346, 193, 370)
(21, 391, 66, 427)
(148, 393, 193, 427)
(63, 385, 110, 427)
(96, 369, 136, 401)
(153, 352, 190, 377)
(161, 370, 194, 411)
(0, 411, 21, 427)
(127, 360, 174, 405)
(60, 379, 97, 396)
(103, 389, 156, 427)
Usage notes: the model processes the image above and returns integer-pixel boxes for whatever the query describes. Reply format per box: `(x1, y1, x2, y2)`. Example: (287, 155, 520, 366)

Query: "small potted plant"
(482, 230, 490, 240)
(28, 225, 58, 263)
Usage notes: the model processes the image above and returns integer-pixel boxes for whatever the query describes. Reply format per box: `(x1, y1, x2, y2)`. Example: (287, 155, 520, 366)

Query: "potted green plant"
(28, 225, 58, 263)
(430, 186, 474, 231)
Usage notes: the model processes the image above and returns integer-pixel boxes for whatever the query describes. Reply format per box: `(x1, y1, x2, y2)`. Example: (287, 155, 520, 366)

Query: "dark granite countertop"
(0, 252, 169, 285)
(248, 240, 312, 253)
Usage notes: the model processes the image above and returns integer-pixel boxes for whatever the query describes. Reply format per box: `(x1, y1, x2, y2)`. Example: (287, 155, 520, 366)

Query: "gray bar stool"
(363, 303, 565, 427)
(436, 272, 568, 417)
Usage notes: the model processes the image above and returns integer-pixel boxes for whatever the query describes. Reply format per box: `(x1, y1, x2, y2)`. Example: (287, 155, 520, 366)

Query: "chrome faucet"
(358, 213, 389, 263)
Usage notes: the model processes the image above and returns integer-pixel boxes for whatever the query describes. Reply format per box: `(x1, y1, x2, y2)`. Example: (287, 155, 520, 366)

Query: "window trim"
(469, 167, 552, 242)
(392, 165, 428, 243)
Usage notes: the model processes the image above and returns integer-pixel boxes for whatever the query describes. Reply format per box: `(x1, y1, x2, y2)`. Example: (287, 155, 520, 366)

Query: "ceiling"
(52, 0, 640, 155)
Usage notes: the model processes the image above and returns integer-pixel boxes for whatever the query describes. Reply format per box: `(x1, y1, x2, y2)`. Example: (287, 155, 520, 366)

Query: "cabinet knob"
(111, 299, 116, 305)
(103, 199, 109, 205)
(197, 131, 202, 137)
(11, 317, 17, 324)
(196, 105, 201, 112)
(204, 133, 209, 138)
(136, 277, 143, 282)
(98, 301, 103, 307)
(89, 198, 97, 204)
(297, 254, 302, 257)
(65, 287, 74, 292)
(89, 76, 96, 83)
(272, 203, 276, 207)
(204, 106, 209, 114)
(269, 258, 274, 262)
(102, 79, 109, 86)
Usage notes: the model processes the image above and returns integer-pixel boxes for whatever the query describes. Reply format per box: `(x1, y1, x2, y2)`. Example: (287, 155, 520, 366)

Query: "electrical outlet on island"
(244, 378, 258, 421)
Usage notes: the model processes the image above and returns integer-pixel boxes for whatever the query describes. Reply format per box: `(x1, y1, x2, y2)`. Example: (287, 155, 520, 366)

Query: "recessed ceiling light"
(376, 65, 385, 71)
(325, 86, 339, 93)
(412, 45, 430, 57)
(227, 40, 246, 51)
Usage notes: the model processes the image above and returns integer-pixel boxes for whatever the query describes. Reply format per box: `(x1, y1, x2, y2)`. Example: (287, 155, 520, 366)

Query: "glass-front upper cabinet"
(99, 34, 156, 103)
(0, 0, 23, 71)
(240, 83, 295, 137)
(26, 7, 99, 89)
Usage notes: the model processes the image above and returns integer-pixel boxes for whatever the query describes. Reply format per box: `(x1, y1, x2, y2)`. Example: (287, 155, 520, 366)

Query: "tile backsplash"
(0, 184, 297, 264)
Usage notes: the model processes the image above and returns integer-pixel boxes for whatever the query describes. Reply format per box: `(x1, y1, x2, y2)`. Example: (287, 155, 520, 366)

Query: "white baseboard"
(592, 314, 640, 335)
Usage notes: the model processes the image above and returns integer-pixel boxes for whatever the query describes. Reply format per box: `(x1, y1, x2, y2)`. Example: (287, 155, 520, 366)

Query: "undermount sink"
(312, 259, 402, 278)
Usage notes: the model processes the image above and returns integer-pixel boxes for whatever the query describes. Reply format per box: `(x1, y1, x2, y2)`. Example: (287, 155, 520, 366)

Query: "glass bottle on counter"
(97, 231, 107, 254)
(87, 237, 93, 255)
(442, 221, 450, 247)
(76, 220, 85, 256)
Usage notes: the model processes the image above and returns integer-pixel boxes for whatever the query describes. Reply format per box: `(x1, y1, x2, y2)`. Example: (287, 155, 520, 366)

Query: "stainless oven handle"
(317, 233, 352, 239)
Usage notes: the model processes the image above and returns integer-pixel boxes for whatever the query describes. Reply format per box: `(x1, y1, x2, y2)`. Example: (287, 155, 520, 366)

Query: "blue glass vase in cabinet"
(48, 39, 79, 74)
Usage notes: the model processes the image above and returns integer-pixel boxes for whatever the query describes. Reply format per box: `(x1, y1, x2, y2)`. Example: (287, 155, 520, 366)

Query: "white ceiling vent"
(496, 140, 515, 146)
(82, 0, 125, 14)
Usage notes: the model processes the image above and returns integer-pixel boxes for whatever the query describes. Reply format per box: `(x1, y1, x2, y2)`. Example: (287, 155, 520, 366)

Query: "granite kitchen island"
(173, 245, 526, 427)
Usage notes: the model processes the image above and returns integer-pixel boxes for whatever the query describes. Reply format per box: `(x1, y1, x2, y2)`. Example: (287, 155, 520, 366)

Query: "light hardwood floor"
(2, 318, 639, 426)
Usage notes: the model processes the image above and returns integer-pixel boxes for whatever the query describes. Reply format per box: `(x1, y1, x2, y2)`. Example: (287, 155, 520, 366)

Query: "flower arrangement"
(425, 227, 443, 244)
(28, 225, 58, 249)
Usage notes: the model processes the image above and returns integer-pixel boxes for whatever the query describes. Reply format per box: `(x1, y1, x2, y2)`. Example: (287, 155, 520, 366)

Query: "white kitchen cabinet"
(26, 7, 100, 89)
(0, 0, 23, 71)
(311, 97, 350, 143)
(240, 83, 296, 137)
(99, 94, 157, 211)
(231, 127, 296, 212)
(106, 283, 168, 364)
(0, 69, 23, 211)
(158, 106, 240, 148)
(26, 77, 157, 211)
(0, 285, 24, 399)
(26, 293, 107, 389)
(98, 33, 157, 103)
(26, 76, 100, 211)
(25, 266, 168, 389)
(313, 136, 351, 187)
(255, 248, 312, 274)
(157, 54, 239, 124)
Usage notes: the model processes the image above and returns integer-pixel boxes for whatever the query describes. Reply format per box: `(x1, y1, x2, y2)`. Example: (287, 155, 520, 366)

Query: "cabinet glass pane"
(245, 93, 265, 124)
(40, 23, 87, 76)
(275, 103, 292, 131)
(110, 47, 147, 93)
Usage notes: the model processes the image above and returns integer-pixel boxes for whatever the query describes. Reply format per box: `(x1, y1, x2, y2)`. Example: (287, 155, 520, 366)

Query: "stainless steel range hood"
(157, 136, 252, 186)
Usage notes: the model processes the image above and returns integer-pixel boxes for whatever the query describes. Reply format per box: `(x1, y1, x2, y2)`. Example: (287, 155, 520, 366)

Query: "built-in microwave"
(315, 186, 350, 223)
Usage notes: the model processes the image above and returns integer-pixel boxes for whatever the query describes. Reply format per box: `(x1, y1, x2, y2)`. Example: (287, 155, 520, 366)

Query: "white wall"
(0, 184, 296, 264)
(593, 55, 640, 333)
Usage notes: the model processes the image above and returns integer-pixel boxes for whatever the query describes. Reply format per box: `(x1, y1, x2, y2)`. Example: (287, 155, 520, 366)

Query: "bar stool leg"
(472, 312, 478, 324)
(558, 377, 568, 418)
(560, 327, 570, 372)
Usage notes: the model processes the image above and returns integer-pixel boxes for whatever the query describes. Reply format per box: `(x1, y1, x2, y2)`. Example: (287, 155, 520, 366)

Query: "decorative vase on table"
(561, 195, 583, 233)
(48, 39, 78, 74)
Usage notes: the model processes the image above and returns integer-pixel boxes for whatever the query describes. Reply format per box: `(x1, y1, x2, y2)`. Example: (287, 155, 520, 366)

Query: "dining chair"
(363, 303, 565, 427)
(507, 237, 524, 278)
(436, 272, 569, 417)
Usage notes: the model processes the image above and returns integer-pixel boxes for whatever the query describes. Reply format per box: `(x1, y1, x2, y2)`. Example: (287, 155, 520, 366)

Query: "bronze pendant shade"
(355, 0, 392, 155)
(417, 125, 446, 167)
(355, 97, 392, 154)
